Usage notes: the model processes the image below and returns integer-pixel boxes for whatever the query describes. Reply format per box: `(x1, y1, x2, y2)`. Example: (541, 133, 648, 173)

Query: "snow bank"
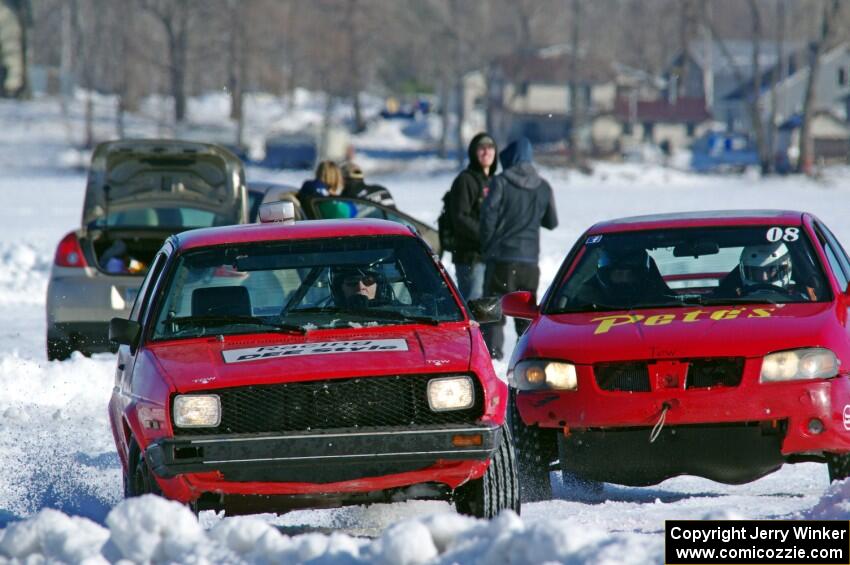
(0, 499, 664, 564)
(804, 478, 850, 520)
(0, 242, 51, 305)
(0, 352, 119, 524)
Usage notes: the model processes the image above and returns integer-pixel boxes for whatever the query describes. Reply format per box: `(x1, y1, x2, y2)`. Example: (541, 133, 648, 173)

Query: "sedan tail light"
(54, 232, 87, 268)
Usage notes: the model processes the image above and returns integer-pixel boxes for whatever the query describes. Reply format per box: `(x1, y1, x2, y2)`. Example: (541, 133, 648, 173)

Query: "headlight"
(173, 395, 221, 427)
(510, 360, 578, 391)
(427, 376, 474, 411)
(760, 348, 839, 383)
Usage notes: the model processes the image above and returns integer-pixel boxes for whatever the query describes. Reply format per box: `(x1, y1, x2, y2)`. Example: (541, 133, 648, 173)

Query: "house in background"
(463, 45, 623, 146)
(665, 39, 803, 132)
(591, 97, 712, 155)
(776, 110, 850, 170)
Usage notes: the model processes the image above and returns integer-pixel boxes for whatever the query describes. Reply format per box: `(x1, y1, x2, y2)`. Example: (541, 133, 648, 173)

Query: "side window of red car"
(814, 225, 849, 291)
(129, 252, 168, 323)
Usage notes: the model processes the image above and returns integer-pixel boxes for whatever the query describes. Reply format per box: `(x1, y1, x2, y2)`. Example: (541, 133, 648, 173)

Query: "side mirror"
(109, 318, 141, 347)
(468, 297, 502, 324)
(501, 291, 539, 320)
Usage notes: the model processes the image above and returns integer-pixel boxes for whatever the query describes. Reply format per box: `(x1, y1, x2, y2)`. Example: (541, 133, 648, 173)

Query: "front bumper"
(146, 424, 500, 492)
(517, 366, 850, 456)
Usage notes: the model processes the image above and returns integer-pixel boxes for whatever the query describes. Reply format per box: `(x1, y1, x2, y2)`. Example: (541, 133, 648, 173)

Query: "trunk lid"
(82, 139, 247, 231)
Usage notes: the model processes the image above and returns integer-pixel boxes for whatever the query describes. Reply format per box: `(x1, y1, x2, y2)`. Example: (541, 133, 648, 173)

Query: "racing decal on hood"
(592, 307, 776, 335)
(222, 339, 409, 363)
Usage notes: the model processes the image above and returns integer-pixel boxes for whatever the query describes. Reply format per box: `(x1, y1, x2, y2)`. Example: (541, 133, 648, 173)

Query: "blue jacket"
(479, 138, 558, 263)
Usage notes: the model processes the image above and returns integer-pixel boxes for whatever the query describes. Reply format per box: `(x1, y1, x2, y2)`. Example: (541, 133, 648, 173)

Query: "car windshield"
(91, 207, 228, 229)
(547, 226, 831, 314)
(152, 235, 463, 340)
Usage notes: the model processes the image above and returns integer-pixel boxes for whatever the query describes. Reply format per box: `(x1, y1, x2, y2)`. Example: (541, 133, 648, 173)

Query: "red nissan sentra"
(503, 210, 850, 499)
(107, 202, 518, 517)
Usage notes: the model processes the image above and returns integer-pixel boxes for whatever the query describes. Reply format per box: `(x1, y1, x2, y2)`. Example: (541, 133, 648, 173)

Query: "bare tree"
(568, 0, 582, 165)
(797, 0, 842, 174)
(747, 0, 768, 173)
(138, 0, 193, 123)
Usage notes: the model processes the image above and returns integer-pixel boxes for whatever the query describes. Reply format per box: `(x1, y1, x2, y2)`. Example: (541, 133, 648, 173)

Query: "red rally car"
(107, 203, 518, 518)
(503, 210, 850, 499)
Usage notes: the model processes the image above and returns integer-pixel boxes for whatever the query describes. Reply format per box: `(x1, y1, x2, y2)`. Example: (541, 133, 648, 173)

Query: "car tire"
(454, 425, 520, 518)
(126, 438, 162, 497)
(827, 453, 850, 482)
(507, 389, 555, 502)
(557, 435, 605, 497)
(46, 336, 73, 361)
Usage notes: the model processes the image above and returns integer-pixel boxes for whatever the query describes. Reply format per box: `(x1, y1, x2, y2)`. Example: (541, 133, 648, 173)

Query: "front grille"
(173, 374, 484, 436)
(594, 362, 651, 392)
(687, 358, 745, 389)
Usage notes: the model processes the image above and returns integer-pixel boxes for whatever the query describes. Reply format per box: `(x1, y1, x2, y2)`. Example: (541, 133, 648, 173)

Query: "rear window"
(92, 207, 227, 229)
(547, 226, 831, 314)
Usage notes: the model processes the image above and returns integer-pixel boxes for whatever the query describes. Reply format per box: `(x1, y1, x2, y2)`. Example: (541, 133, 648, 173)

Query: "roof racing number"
(766, 227, 799, 243)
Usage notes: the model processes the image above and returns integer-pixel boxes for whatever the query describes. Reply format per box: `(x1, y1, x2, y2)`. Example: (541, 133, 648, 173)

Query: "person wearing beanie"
(479, 137, 558, 360)
(340, 162, 396, 208)
(445, 132, 498, 301)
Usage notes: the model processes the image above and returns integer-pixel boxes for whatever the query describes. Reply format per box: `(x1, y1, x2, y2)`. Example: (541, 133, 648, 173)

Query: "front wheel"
(827, 453, 850, 482)
(125, 438, 162, 497)
(508, 389, 556, 502)
(454, 425, 520, 518)
(46, 336, 72, 361)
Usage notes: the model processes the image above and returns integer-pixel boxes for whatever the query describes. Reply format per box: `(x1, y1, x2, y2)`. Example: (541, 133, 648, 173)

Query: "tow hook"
(649, 399, 679, 443)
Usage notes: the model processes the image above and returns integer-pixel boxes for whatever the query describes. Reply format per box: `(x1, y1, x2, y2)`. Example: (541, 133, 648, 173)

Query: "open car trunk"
(79, 139, 247, 275)
(83, 228, 174, 276)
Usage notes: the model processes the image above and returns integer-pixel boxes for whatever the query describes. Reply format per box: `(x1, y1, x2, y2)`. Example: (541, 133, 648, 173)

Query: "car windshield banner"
(222, 339, 409, 363)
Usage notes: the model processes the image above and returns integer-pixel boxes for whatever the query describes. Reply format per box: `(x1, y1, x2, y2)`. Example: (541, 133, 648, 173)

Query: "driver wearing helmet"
(331, 266, 391, 308)
(739, 242, 792, 289)
(574, 247, 672, 308)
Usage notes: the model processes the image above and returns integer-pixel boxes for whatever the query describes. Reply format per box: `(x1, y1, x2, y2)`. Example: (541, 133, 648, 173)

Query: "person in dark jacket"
(447, 132, 498, 300)
(341, 162, 396, 208)
(479, 137, 558, 360)
(298, 161, 353, 219)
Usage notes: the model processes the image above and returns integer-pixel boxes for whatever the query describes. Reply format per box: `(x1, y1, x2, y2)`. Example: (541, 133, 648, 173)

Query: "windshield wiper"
(345, 309, 442, 326)
(693, 296, 779, 306)
(287, 306, 441, 326)
(169, 315, 307, 334)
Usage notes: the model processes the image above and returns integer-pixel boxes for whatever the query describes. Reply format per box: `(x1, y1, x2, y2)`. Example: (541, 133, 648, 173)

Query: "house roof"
(726, 42, 849, 101)
(493, 50, 615, 85)
(613, 97, 711, 124)
(684, 39, 805, 76)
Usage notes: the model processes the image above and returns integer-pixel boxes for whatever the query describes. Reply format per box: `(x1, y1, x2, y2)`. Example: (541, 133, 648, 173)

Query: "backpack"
(437, 190, 455, 258)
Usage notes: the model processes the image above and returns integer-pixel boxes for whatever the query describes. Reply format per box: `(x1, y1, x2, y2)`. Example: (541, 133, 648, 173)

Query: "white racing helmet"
(739, 242, 792, 288)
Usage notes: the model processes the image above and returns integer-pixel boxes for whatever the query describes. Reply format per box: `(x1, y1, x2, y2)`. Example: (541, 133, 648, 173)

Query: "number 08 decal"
(766, 227, 800, 242)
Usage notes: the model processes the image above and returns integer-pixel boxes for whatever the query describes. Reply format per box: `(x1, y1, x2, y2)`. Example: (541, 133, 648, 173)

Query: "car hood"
(526, 302, 841, 364)
(82, 139, 246, 228)
(149, 325, 473, 392)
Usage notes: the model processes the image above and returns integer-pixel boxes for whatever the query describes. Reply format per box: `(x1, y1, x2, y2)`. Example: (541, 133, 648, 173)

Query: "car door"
(113, 249, 170, 404)
(307, 196, 441, 254)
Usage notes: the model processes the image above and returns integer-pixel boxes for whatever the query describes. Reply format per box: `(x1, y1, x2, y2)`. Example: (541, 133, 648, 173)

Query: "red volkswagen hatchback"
(108, 206, 517, 517)
(503, 210, 850, 499)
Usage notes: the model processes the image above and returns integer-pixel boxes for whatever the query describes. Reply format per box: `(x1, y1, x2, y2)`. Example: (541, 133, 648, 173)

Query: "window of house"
(839, 67, 847, 87)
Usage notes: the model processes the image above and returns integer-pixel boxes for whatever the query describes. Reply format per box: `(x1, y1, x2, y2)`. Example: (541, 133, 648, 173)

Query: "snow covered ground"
(3, 96, 850, 562)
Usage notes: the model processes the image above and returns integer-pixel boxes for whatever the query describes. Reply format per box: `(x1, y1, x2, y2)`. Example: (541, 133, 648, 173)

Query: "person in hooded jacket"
(479, 137, 558, 360)
(446, 133, 498, 300)
(341, 161, 396, 208)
